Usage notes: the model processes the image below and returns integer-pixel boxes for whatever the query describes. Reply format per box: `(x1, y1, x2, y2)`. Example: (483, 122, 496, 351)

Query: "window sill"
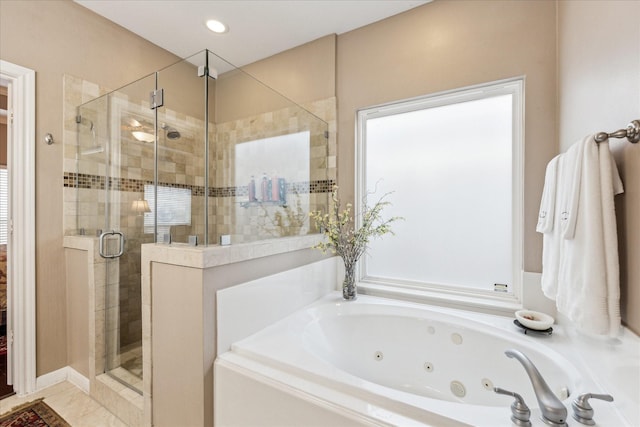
(358, 281, 523, 317)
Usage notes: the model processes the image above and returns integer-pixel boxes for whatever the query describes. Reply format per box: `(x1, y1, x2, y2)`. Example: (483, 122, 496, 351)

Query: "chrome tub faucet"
(505, 349, 568, 427)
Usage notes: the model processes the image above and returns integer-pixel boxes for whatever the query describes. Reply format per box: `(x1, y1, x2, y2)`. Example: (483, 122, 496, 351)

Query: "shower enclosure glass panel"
(73, 48, 331, 395)
(105, 74, 158, 393)
(155, 51, 208, 244)
(209, 49, 330, 243)
(77, 72, 157, 394)
(75, 94, 107, 238)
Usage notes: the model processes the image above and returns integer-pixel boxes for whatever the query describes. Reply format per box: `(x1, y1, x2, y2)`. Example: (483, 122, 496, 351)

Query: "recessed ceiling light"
(206, 19, 228, 34)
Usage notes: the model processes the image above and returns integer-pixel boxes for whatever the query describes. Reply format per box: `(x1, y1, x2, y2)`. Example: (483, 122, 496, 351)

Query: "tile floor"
(0, 381, 127, 426)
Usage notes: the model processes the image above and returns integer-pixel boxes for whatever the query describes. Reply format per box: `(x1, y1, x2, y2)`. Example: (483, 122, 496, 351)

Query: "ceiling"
(75, 0, 430, 68)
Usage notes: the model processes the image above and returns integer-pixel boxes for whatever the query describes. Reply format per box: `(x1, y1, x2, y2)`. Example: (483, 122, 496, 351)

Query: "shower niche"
(64, 48, 333, 422)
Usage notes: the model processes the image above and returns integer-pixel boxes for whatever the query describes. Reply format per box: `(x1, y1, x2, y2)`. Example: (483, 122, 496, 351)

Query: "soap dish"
(515, 309, 554, 330)
(513, 319, 553, 336)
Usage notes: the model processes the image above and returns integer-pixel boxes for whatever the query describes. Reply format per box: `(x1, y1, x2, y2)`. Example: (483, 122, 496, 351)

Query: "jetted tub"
(215, 293, 636, 426)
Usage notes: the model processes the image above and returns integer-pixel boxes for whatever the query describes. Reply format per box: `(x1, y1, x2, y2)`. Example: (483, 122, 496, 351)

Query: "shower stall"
(66, 50, 332, 394)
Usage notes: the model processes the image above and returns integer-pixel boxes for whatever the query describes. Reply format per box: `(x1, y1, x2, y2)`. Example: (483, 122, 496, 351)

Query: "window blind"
(143, 184, 192, 234)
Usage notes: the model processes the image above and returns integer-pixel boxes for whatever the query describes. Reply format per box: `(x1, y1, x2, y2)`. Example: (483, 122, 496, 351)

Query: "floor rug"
(0, 398, 71, 427)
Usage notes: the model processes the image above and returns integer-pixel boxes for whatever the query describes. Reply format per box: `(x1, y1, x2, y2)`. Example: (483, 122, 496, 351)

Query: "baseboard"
(66, 367, 90, 393)
(35, 367, 66, 391)
(36, 366, 89, 394)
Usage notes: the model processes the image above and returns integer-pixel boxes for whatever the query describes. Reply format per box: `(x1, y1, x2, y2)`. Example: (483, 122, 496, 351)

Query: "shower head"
(161, 123, 181, 140)
(166, 129, 181, 140)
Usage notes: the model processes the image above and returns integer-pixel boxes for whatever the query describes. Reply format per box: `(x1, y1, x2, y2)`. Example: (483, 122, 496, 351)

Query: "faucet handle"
(571, 393, 614, 425)
(494, 387, 532, 427)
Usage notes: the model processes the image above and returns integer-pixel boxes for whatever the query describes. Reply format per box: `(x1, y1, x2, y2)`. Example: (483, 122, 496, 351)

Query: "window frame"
(355, 77, 525, 312)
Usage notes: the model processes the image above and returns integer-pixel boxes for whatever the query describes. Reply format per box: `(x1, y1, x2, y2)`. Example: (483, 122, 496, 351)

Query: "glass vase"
(342, 261, 357, 300)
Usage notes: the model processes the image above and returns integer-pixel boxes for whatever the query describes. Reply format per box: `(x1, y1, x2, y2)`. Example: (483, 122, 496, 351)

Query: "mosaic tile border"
(63, 172, 334, 197)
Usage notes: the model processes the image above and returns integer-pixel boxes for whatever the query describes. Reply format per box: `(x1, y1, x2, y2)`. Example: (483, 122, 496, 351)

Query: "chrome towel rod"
(595, 119, 639, 143)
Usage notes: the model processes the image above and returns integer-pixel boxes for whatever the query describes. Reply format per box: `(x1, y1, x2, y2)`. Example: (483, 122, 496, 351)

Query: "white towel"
(538, 135, 623, 336)
(536, 155, 559, 234)
(559, 139, 585, 240)
(539, 141, 584, 299)
(539, 155, 561, 299)
(599, 141, 623, 334)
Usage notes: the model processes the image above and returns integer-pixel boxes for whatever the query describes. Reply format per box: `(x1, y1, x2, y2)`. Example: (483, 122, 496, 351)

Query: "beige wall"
(558, 0, 640, 334)
(241, 34, 336, 106)
(216, 34, 336, 123)
(152, 263, 206, 427)
(337, 0, 557, 274)
(0, 0, 179, 375)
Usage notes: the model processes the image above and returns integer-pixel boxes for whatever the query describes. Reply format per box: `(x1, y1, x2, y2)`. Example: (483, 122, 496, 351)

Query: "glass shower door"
(77, 72, 158, 394)
(105, 73, 159, 394)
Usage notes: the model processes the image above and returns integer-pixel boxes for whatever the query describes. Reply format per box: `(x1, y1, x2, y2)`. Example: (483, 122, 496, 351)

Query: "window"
(144, 184, 192, 235)
(0, 168, 7, 245)
(356, 78, 523, 306)
(235, 131, 310, 189)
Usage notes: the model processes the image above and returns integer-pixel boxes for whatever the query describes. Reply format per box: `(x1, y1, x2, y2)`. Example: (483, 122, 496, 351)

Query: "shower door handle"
(99, 230, 125, 259)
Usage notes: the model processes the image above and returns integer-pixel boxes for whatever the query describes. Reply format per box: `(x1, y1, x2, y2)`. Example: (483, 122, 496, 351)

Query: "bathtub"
(215, 293, 638, 426)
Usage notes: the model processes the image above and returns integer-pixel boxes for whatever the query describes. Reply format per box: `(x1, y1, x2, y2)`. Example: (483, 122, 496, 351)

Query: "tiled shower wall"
(63, 75, 335, 242)
(63, 74, 335, 352)
(212, 96, 336, 243)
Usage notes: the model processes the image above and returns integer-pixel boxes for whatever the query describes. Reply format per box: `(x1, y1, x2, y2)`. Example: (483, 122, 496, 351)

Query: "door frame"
(0, 59, 36, 395)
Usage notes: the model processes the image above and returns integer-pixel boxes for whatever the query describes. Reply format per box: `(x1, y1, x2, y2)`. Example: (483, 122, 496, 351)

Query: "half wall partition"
(65, 49, 332, 394)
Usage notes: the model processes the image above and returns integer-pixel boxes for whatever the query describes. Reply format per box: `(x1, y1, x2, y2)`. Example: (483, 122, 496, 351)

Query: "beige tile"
(1, 381, 127, 427)
(0, 381, 74, 415)
(68, 405, 128, 427)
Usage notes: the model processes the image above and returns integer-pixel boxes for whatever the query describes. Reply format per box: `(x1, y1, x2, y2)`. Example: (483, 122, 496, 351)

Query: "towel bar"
(594, 119, 639, 143)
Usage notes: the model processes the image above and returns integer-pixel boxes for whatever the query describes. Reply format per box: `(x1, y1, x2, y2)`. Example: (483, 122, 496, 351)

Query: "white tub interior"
(300, 302, 579, 407)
